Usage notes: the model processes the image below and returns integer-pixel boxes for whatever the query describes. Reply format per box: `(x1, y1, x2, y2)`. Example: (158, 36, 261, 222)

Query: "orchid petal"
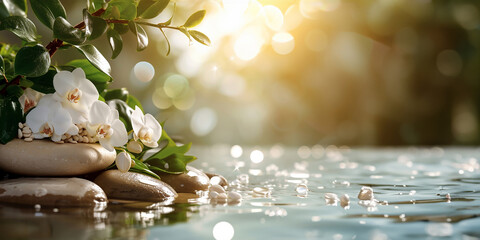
(49, 107, 72, 135)
(53, 71, 76, 96)
(99, 138, 114, 152)
(25, 106, 48, 133)
(131, 106, 144, 136)
(89, 101, 110, 125)
(144, 113, 162, 142)
(72, 68, 86, 80)
(110, 119, 128, 147)
(142, 139, 158, 148)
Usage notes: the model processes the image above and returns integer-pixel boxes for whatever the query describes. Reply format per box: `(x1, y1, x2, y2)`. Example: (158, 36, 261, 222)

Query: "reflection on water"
(2, 147, 480, 239)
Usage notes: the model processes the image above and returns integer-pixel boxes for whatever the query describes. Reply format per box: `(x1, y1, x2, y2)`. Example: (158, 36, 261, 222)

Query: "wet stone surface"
(155, 166, 210, 193)
(0, 177, 107, 207)
(94, 170, 177, 202)
(0, 139, 116, 176)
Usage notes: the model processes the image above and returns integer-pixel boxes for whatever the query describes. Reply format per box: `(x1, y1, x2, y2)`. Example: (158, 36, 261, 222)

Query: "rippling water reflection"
(2, 147, 480, 239)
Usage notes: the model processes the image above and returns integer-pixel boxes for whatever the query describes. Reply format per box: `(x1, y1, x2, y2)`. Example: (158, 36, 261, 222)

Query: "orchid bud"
(116, 151, 132, 173)
(127, 140, 143, 153)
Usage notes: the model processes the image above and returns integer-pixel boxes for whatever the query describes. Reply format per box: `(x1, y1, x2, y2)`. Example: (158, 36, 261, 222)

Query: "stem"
(105, 19, 183, 31)
(46, 8, 106, 56)
(0, 75, 21, 95)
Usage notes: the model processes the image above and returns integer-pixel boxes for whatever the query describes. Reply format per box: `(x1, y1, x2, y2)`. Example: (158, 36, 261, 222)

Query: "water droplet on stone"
(253, 187, 271, 196)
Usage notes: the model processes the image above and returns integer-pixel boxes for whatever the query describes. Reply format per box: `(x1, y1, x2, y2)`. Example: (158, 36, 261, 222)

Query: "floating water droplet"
(253, 187, 271, 197)
(340, 194, 350, 208)
(295, 184, 308, 196)
(358, 186, 374, 200)
(324, 193, 339, 205)
(237, 174, 249, 185)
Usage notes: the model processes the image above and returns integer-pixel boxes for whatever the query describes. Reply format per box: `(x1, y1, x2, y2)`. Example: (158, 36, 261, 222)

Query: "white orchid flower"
(25, 94, 78, 142)
(53, 68, 99, 124)
(87, 101, 128, 152)
(19, 88, 44, 113)
(131, 106, 162, 148)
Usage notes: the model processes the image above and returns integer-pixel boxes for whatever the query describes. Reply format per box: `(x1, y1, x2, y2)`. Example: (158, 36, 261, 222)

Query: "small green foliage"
(83, 9, 108, 40)
(66, 59, 112, 92)
(137, 0, 169, 19)
(14, 44, 50, 77)
(129, 22, 148, 51)
(183, 10, 206, 28)
(28, 68, 57, 94)
(30, 0, 67, 29)
(0, 96, 22, 144)
(53, 17, 87, 45)
(103, 88, 128, 102)
(104, 0, 136, 20)
(74, 44, 111, 77)
(189, 30, 210, 46)
(106, 28, 123, 59)
(87, 0, 106, 13)
(0, 0, 27, 19)
(0, 16, 37, 42)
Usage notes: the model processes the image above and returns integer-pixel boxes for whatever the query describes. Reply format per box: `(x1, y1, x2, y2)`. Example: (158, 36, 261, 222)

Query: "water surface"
(2, 146, 480, 240)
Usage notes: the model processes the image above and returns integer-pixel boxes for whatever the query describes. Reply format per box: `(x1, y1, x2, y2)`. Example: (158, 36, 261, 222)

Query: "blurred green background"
(3, 0, 480, 146)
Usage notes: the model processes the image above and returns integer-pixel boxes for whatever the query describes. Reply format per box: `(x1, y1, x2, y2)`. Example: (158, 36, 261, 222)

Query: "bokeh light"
(250, 150, 264, 164)
(272, 32, 295, 55)
(133, 61, 155, 83)
(190, 107, 218, 136)
(230, 145, 243, 158)
(213, 221, 234, 240)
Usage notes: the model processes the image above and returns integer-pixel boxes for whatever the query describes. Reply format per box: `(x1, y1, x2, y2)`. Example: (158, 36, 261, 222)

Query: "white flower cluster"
(23, 68, 162, 153)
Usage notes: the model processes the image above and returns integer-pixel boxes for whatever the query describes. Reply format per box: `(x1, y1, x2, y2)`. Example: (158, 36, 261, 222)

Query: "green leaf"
(83, 9, 108, 40)
(146, 142, 192, 161)
(14, 44, 50, 77)
(130, 159, 161, 179)
(18, 78, 33, 88)
(0, 0, 27, 19)
(104, 0, 136, 20)
(0, 96, 23, 144)
(137, 0, 169, 19)
(113, 23, 129, 34)
(0, 16, 37, 42)
(53, 17, 87, 45)
(159, 29, 171, 56)
(129, 22, 148, 51)
(66, 59, 112, 93)
(183, 10, 206, 28)
(189, 30, 210, 46)
(28, 68, 57, 94)
(107, 99, 133, 132)
(103, 88, 128, 102)
(106, 28, 122, 59)
(87, 0, 106, 13)
(178, 27, 191, 41)
(126, 94, 143, 111)
(74, 44, 111, 77)
(0, 55, 5, 79)
(30, 0, 66, 29)
(6, 85, 22, 98)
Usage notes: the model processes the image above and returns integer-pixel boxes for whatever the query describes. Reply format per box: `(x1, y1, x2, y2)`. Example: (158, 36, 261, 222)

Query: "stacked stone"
(0, 128, 227, 207)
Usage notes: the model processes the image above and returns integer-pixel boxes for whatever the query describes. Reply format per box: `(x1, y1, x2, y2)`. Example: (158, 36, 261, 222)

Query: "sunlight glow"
(234, 28, 265, 61)
(263, 5, 284, 31)
(272, 32, 295, 55)
(213, 221, 235, 240)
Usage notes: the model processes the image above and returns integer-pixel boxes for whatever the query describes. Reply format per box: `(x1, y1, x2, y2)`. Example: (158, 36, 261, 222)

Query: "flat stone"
(0, 177, 107, 207)
(94, 170, 177, 202)
(205, 172, 229, 187)
(0, 139, 116, 176)
(156, 166, 210, 193)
